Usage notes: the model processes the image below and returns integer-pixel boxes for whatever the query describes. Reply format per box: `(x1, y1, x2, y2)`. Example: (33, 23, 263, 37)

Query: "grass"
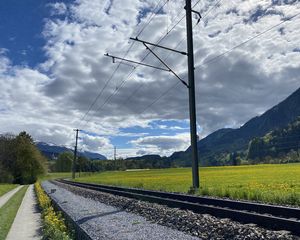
(39, 172, 73, 181)
(75, 163, 300, 206)
(0, 185, 28, 239)
(0, 184, 17, 197)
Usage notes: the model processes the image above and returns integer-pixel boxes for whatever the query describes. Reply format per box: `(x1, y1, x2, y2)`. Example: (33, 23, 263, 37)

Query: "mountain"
(126, 154, 163, 161)
(247, 116, 300, 161)
(171, 87, 300, 166)
(36, 142, 107, 160)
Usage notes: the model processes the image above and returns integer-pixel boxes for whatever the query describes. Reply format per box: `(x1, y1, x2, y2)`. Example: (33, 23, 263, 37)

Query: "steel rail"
(56, 179, 300, 235)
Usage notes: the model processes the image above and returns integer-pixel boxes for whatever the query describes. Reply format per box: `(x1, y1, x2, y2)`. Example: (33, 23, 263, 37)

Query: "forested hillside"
(170, 87, 300, 166)
(248, 117, 300, 163)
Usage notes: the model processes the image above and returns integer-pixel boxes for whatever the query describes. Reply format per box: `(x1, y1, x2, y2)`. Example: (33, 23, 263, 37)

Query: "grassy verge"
(75, 163, 300, 206)
(0, 184, 18, 197)
(38, 172, 72, 182)
(0, 185, 28, 239)
(35, 182, 73, 240)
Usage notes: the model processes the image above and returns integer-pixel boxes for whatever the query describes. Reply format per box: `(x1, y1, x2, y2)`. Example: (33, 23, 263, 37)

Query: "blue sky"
(0, 0, 68, 66)
(0, 0, 299, 158)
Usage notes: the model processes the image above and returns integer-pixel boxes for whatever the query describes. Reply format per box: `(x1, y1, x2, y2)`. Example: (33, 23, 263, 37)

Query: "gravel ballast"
(44, 181, 299, 240)
(42, 181, 199, 240)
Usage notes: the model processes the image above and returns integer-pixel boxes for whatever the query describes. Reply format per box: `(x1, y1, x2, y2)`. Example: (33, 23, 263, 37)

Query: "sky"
(0, 0, 299, 159)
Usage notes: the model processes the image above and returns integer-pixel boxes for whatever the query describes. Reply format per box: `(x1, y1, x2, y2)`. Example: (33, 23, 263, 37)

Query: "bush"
(35, 182, 72, 240)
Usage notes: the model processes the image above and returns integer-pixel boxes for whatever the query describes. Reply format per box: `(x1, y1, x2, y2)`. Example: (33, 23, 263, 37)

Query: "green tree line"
(50, 152, 174, 173)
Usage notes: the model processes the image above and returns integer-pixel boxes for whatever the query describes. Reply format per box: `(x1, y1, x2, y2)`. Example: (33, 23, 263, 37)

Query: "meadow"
(0, 184, 17, 197)
(74, 163, 300, 206)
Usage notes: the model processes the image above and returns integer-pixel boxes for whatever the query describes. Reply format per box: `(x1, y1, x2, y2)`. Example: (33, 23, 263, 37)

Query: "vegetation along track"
(57, 179, 300, 236)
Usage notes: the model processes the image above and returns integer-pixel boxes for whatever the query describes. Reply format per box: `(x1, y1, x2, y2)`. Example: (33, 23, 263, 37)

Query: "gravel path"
(6, 185, 42, 240)
(42, 181, 200, 240)
(50, 180, 300, 240)
(0, 186, 23, 208)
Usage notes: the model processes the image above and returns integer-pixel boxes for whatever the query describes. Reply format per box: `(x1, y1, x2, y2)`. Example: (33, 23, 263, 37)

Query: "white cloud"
(0, 0, 299, 158)
(131, 133, 190, 156)
(49, 2, 67, 16)
(80, 133, 113, 153)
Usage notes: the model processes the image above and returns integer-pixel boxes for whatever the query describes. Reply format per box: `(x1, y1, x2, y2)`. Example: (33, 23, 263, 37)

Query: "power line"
(134, 0, 224, 115)
(137, 10, 300, 116)
(110, 0, 215, 115)
(78, 0, 170, 128)
(196, 11, 300, 69)
(201, 0, 222, 19)
(122, 37, 187, 106)
(136, 0, 168, 38)
(81, 2, 192, 128)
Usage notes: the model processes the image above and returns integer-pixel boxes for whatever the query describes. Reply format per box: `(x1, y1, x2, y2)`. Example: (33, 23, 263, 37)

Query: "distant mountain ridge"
(126, 154, 163, 161)
(170, 87, 300, 166)
(36, 142, 107, 160)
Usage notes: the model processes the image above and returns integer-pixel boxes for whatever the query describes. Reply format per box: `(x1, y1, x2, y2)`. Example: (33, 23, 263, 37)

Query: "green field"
(74, 163, 300, 206)
(0, 184, 17, 197)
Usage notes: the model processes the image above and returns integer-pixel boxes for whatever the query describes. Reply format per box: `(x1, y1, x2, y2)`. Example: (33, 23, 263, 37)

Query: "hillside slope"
(171, 87, 300, 166)
(247, 117, 300, 161)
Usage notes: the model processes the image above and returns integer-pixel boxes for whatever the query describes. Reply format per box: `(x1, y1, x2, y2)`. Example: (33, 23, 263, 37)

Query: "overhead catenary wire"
(81, 1, 195, 128)
(78, 0, 170, 128)
(87, 0, 209, 120)
(135, 0, 168, 38)
(122, 37, 187, 106)
(196, 11, 300, 70)
(119, 0, 220, 111)
(136, 10, 300, 116)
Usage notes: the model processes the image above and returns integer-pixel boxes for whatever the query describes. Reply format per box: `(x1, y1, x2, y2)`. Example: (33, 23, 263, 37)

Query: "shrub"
(35, 182, 72, 240)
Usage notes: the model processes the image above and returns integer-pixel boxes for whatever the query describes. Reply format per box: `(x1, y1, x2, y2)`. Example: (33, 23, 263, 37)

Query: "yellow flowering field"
(75, 163, 300, 206)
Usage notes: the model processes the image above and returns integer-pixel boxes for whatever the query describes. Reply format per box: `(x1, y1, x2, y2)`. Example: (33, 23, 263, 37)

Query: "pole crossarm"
(130, 37, 188, 55)
(142, 42, 189, 88)
(104, 53, 170, 72)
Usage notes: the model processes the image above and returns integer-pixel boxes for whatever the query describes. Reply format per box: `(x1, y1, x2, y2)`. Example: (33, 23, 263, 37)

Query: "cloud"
(0, 0, 299, 158)
(80, 133, 113, 153)
(131, 133, 190, 156)
(49, 2, 68, 16)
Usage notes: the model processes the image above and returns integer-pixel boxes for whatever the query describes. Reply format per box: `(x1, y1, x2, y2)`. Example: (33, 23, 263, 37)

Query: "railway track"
(56, 179, 300, 236)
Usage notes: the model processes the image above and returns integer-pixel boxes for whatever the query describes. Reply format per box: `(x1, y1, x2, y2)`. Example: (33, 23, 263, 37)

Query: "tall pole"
(186, 0, 200, 189)
(114, 146, 117, 161)
(72, 129, 79, 179)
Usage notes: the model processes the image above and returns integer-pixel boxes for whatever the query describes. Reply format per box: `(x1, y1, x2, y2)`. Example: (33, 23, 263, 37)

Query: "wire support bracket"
(130, 37, 188, 55)
(184, 6, 202, 25)
(104, 53, 169, 72)
(142, 42, 189, 88)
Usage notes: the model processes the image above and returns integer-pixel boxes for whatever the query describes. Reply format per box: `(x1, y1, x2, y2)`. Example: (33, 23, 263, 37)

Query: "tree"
(0, 132, 47, 184)
(13, 132, 47, 184)
(77, 156, 89, 176)
(54, 152, 73, 172)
